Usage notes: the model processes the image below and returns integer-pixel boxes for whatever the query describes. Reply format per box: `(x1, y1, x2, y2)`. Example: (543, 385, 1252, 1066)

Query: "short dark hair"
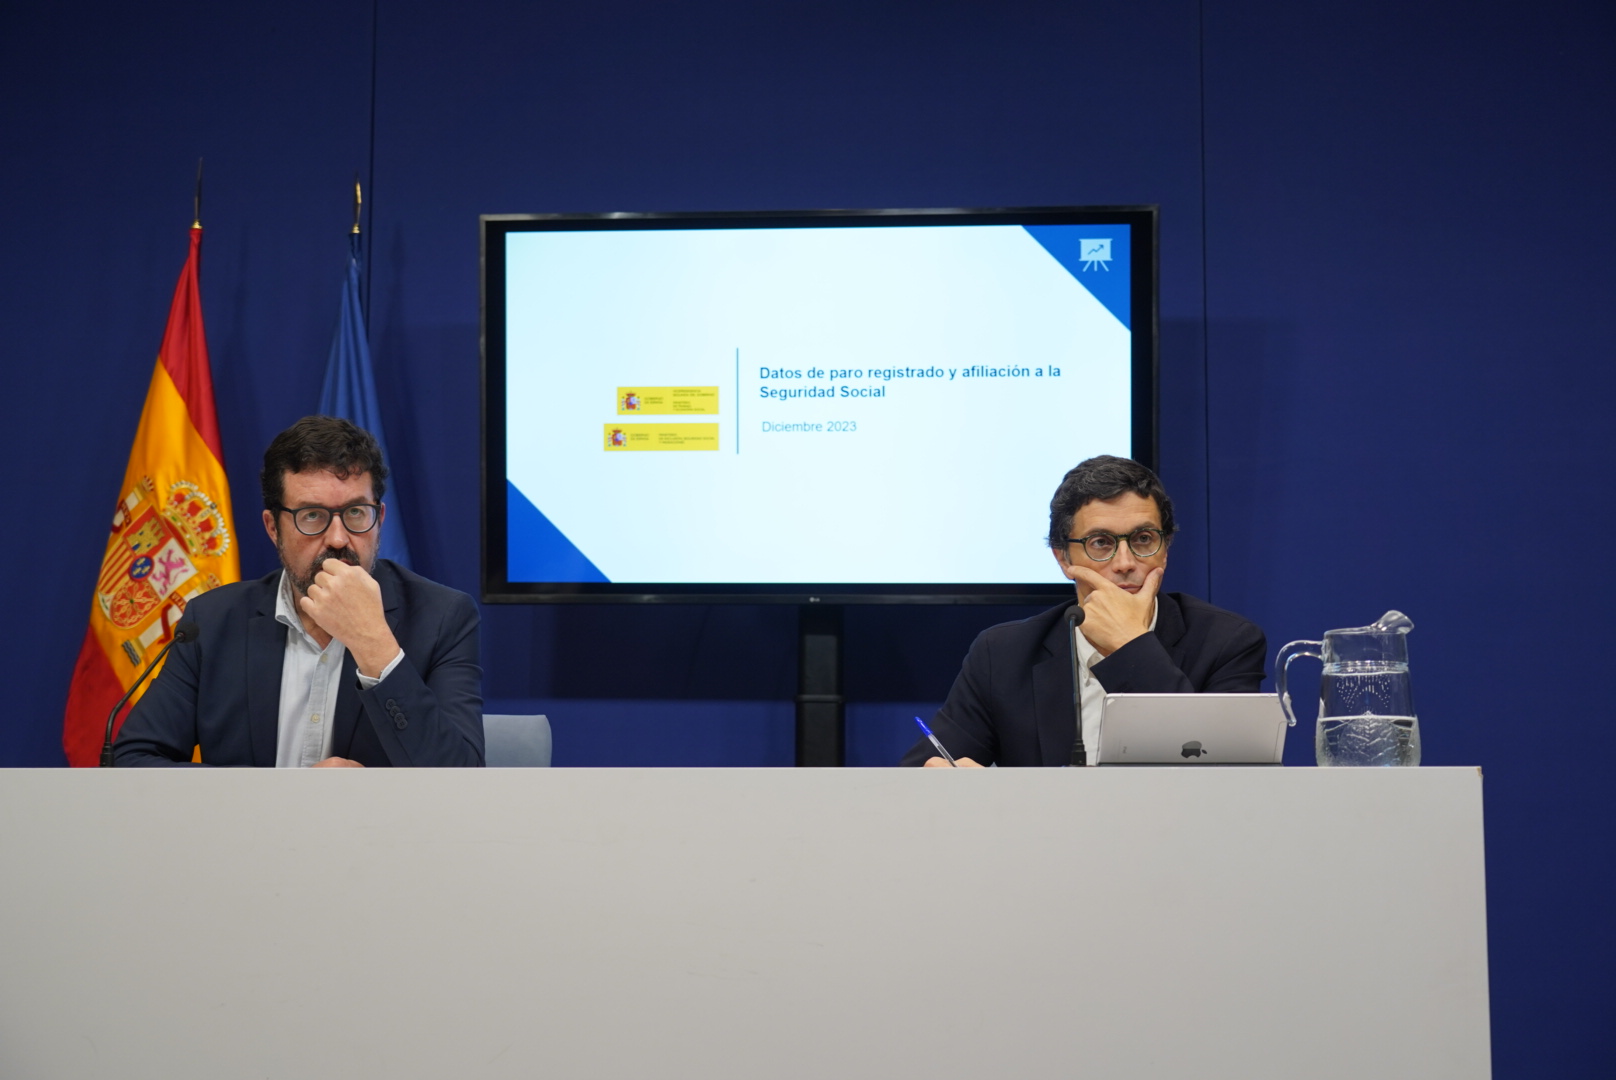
(1047, 455, 1177, 550)
(260, 415, 389, 511)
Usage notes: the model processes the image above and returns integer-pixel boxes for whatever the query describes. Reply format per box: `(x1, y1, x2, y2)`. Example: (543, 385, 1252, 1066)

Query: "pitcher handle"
(1274, 639, 1323, 728)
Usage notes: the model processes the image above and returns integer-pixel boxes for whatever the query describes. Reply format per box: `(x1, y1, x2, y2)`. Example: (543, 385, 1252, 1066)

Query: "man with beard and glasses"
(114, 416, 483, 767)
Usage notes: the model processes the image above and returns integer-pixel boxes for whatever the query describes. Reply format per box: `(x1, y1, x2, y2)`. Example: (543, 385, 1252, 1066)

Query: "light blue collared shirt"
(272, 570, 403, 767)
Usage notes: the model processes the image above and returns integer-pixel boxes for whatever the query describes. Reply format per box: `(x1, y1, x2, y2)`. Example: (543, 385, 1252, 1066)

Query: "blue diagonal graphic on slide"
(1022, 226, 1131, 330)
(507, 480, 609, 583)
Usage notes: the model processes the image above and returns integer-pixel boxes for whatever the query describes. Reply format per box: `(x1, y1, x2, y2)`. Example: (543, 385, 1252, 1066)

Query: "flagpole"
(193, 158, 204, 229)
(353, 174, 362, 235)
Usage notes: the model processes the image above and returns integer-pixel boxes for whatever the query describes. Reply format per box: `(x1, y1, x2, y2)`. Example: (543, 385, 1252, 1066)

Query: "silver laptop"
(1096, 693, 1287, 765)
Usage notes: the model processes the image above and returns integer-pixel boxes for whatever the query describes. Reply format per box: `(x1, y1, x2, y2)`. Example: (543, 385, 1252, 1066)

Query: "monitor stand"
(795, 604, 843, 766)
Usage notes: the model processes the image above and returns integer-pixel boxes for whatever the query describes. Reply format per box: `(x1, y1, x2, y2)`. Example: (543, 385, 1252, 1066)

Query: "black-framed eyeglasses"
(275, 503, 380, 537)
(1065, 527, 1165, 562)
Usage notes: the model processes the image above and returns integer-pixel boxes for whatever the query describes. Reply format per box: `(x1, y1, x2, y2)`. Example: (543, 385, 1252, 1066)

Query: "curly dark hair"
(1046, 455, 1176, 550)
(260, 415, 389, 511)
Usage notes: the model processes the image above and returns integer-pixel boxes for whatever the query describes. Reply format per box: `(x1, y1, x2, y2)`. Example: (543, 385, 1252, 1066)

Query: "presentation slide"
(503, 222, 1134, 585)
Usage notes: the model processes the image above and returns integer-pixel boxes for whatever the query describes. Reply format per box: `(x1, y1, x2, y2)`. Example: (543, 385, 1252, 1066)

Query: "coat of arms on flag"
(95, 476, 230, 665)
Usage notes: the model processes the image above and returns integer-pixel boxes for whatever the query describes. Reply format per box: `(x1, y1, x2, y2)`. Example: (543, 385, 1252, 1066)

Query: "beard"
(281, 543, 370, 597)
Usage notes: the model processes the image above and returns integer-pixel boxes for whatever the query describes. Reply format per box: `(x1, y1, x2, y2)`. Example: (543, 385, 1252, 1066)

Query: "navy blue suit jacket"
(901, 593, 1266, 767)
(114, 560, 484, 767)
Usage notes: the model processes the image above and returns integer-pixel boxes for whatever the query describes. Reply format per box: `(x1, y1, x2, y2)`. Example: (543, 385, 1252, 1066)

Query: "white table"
(0, 767, 1490, 1079)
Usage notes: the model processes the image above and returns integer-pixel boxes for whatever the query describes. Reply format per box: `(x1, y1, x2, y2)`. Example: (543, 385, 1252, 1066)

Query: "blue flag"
(320, 233, 412, 568)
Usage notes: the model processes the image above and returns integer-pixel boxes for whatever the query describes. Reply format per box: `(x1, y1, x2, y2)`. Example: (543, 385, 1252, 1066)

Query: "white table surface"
(0, 766, 1490, 1079)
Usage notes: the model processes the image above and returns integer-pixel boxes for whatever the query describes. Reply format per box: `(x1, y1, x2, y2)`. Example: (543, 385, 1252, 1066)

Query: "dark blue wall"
(3, 1, 1611, 1073)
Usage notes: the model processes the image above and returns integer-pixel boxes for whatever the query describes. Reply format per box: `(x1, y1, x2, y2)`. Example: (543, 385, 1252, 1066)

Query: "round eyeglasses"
(276, 503, 380, 537)
(1066, 527, 1165, 563)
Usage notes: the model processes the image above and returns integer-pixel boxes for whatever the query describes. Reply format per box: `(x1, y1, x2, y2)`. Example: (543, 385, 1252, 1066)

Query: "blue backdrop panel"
(482, 698, 944, 768)
(486, 699, 796, 767)
(0, 0, 374, 768)
(1203, 1, 1616, 1074)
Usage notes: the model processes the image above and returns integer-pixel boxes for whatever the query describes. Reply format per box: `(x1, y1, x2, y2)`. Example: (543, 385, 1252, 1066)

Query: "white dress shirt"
(1071, 599, 1159, 765)
(272, 571, 403, 768)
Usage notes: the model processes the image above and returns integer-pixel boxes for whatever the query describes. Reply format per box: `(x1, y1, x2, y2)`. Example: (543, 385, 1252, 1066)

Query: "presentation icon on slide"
(1080, 238, 1112, 271)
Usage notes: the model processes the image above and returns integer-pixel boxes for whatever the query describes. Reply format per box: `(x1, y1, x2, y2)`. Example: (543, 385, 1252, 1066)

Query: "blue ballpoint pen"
(913, 716, 958, 767)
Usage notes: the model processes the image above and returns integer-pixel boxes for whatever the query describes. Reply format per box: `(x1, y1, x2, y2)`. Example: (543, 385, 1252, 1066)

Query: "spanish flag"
(62, 226, 240, 766)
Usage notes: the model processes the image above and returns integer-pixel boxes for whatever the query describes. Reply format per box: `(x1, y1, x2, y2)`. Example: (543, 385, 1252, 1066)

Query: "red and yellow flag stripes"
(62, 227, 240, 766)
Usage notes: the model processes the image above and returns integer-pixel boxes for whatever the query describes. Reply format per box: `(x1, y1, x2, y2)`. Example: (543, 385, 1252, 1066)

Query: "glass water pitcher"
(1276, 611, 1421, 767)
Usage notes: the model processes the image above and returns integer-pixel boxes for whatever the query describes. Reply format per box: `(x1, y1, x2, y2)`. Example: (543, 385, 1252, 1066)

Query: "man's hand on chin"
(312, 757, 365, 768)
(299, 559, 400, 678)
(1069, 566, 1163, 656)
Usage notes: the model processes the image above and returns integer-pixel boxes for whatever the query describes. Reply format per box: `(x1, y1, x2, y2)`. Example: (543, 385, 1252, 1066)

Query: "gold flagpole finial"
(193, 157, 204, 229)
(353, 174, 362, 235)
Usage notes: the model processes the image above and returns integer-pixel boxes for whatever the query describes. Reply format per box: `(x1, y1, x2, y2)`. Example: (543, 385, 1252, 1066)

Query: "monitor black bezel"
(481, 205, 1159, 605)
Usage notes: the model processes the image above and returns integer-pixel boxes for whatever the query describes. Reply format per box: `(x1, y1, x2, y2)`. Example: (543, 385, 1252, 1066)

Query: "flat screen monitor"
(482, 206, 1157, 603)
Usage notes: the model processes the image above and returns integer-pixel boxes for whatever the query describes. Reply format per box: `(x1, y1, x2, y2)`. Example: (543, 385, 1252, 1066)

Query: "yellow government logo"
(603, 423, 720, 451)
(616, 387, 719, 415)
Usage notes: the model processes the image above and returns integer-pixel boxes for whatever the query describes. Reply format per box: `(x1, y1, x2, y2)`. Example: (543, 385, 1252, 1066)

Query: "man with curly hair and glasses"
(902, 455, 1265, 767)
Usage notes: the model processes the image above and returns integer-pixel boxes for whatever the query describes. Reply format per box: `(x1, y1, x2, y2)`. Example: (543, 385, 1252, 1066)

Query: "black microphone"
(100, 618, 199, 768)
(1066, 604, 1087, 767)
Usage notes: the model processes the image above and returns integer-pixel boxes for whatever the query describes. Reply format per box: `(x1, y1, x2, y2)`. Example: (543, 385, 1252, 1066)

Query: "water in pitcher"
(1314, 666, 1421, 767)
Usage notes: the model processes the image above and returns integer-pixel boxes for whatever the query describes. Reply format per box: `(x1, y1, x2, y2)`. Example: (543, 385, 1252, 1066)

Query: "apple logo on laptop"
(1181, 741, 1207, 759)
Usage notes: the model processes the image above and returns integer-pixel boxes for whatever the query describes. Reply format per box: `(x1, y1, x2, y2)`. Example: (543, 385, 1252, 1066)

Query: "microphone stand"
(1067, 605, 1087, 767)
(100, 622, 195, 767)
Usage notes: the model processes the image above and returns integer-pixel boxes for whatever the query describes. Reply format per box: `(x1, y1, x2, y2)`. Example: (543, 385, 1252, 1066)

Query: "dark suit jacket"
(114, 560, 484, 767)
(900, 593, 1266, 767)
